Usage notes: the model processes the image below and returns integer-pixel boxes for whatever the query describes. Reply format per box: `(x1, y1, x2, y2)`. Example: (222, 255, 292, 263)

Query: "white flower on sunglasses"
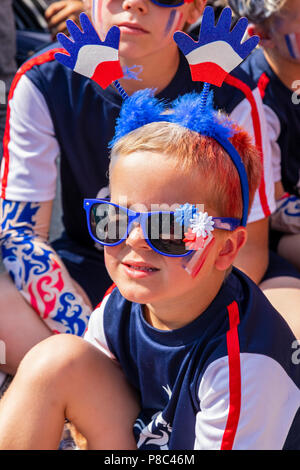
(190, 211, 214, 238)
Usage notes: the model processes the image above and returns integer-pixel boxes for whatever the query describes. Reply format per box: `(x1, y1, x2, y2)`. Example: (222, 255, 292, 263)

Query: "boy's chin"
(117, 283, 157, 305)
(119, 45, 145, 62)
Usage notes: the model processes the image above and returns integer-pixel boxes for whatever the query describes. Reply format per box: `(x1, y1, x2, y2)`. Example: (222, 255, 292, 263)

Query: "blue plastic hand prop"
(173, 6, 259, 86)
(54, 12, 123, 89)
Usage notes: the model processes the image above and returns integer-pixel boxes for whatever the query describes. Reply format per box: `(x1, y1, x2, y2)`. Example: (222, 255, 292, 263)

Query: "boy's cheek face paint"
(284, 33, 300, 61)
(92, 0, 105, 38)
(181, 236, 215, 278)
(164, 10, 183, 37)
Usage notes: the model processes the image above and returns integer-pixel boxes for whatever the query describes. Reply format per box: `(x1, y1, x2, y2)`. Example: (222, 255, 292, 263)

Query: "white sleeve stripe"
(195, 353, 300, 450)
(1, 49, 61, 201)
(84, 293, 116, 360)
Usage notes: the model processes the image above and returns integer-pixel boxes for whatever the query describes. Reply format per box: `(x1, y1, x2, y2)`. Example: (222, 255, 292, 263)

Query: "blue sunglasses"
(150, 0, 185, 6)
(84, 199, 241, 257)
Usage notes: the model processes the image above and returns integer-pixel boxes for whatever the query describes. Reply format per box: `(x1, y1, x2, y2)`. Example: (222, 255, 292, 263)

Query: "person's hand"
(45, 1, 85, 39)
(55, 13, 123, 89)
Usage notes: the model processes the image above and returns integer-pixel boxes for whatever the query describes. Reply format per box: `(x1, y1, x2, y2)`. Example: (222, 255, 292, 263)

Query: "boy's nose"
(126, 224, 152, 251)
(122, 0, 148, 14)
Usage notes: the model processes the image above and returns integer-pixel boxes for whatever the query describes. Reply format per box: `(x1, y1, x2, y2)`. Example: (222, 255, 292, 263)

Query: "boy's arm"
(229, 87, 276, 283)
(45, 1, 86, 38)
(0, 199, 92, 335)
(234, 217, 269, 283)
(195, 353, 300, 450)
(0, 73, 91, 335)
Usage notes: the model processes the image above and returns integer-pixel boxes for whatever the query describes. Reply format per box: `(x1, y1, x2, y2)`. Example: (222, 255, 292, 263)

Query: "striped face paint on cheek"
(164, 10, 183, 37)
(285, 33, 300, 60)
(92, 0, 105, 39)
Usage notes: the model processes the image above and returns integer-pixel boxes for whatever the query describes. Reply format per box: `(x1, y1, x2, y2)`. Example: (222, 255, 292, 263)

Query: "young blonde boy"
(0, 105, 299, 450)
(0, 0, 276, 381)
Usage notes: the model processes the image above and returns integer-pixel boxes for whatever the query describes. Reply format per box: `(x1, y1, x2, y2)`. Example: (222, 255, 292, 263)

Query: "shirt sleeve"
(0, 199, 92, 336)
(229, 87, 276, 222)
(84, 294, 117, 360)
(263, 104, 282, 184)
(194, 353, 300, 450)
(1, 73, 59, 201)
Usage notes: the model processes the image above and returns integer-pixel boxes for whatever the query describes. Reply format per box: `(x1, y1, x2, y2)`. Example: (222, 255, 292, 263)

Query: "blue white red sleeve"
(230, 87, 276, 222)
(194, 353, 300, 450)
(0, 74, 59, 201)
(84, 293, 117, 360)
(0, 200, 92, 335)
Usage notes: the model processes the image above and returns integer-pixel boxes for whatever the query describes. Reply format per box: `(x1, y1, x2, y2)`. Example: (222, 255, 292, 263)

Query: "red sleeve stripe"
(224, 74, 271, 218)
(257, 73, 270, 100)
(94, 282, 117, 310)
(221, 301, 241, 450)
(1, 48, 64, 199)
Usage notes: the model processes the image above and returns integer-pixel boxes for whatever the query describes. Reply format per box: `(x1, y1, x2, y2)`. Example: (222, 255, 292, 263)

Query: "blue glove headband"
(55, 7, 259, 227)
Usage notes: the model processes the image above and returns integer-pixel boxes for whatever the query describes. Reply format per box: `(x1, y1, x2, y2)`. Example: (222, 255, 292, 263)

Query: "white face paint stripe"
(186, 41, 243, 73)
(92, 0, 98, 24)
(174, 11, 183, 32)
(92, 0, 105, 39)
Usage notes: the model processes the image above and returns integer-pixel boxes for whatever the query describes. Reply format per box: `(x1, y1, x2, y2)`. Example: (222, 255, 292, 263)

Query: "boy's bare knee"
(18, 334, 89, 385)
(0, 273, 18, 306)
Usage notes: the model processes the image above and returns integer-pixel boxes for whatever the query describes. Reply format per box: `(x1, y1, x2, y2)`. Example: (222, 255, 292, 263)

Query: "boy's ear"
(215, 227, 247, 272)
(185, 0, 206, 26)
(247, 23, 275, 49)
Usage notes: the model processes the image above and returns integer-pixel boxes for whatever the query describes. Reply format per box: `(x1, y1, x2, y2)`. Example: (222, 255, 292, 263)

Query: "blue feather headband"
(109, 87, 249, 227)
(109, 89, 236, 149)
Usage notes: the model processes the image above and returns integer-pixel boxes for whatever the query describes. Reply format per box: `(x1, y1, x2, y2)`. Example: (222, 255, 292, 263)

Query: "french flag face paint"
(285, 33, 300, 61)
(174, 204, 216, 278)
(164, 10, 183, 37)
(92, 0, 105, 39)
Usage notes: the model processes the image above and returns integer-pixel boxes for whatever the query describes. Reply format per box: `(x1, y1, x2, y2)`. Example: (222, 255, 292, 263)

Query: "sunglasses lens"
(147, 213, 189, 255)
(89, 203, 128, 244)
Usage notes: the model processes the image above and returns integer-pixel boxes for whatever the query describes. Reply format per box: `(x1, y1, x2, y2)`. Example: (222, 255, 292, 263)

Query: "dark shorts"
(269, 229, 285, 252)
(261, 250, 300, 282)
(51, 234, 113, 309)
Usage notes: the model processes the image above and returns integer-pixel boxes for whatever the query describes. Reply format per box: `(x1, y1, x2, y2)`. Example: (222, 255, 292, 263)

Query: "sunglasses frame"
(84, 198, 193, 257)
(84, 199, 241, 258)
(150, 0, 185, 7)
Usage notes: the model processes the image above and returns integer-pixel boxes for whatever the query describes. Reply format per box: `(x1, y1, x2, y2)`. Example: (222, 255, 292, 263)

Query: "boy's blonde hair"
(110, 120, 262, 220)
